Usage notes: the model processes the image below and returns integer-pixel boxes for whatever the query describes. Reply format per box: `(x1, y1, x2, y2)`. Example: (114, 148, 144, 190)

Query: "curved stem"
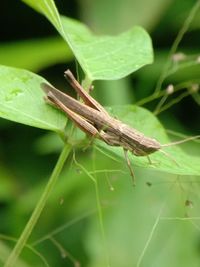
(4, 143, 72, 267)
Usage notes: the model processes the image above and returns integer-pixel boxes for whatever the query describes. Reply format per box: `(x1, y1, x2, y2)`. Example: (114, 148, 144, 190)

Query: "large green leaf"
(0, 65, 66, 134)
(21, 0, 153, 81)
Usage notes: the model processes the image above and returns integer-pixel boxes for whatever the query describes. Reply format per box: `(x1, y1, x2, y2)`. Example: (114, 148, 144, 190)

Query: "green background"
(0, 1, 200, 267)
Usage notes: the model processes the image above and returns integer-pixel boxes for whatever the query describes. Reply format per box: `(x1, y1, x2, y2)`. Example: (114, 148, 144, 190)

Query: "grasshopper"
(41, 70, 199, 181)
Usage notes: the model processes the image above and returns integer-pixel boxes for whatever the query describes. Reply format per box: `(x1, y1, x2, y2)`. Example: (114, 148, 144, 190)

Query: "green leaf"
(0, 37, 73, 72)
(0, 65, 66, 134)
(95, 105, 200, 176)
(60, 17, 153, 81)
(22, 0, 153, 81)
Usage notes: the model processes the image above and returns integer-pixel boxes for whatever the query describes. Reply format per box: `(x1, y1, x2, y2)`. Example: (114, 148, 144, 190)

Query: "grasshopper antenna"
(161, 135, 200, 147)
(159, 135, 200, 166)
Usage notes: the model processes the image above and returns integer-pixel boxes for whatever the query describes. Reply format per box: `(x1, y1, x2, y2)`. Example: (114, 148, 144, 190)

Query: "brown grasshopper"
(41, 70, 199, 181)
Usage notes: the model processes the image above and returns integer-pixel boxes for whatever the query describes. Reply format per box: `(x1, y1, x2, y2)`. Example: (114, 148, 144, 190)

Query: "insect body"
(42, 70, 161, 157)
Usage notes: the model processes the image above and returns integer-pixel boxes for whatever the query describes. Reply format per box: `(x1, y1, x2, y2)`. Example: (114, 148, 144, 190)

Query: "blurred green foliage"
(0, 1, 200, 267)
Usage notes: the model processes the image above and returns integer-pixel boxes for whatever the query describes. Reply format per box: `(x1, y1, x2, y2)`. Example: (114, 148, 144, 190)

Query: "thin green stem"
(32, 210, 95, 246)
(156, 90, 190, 114)
(73, 153, 111, 267)
(136, 79, 200, 107)
(4, 143, 72, 267)
(136, 208, 162, 267)
(154, 0, 200, 94)
(0, 235, 49, 267)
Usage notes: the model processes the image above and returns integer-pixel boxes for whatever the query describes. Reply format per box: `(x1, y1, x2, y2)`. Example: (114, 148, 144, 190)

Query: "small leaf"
(96, 105, 200, 176)
(22, 0, 153, 81)
(0, 65, 66, 133)
(60, 16, 153, 81)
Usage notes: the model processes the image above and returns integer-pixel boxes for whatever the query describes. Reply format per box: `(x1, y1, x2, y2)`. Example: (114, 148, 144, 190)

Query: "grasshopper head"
(131, 138, 161, 156)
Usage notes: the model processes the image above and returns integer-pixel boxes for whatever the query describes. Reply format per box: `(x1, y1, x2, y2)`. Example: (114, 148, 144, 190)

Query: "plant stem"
(4, 143, 71, 267)
(154, 0, 200, 94)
